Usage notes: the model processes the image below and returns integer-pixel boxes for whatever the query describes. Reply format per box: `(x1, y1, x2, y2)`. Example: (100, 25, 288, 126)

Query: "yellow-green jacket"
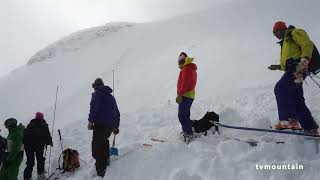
(279, 28, 314, 71)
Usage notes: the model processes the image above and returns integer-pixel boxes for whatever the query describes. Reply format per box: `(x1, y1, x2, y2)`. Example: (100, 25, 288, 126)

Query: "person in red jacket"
(176, 52, 197, 143)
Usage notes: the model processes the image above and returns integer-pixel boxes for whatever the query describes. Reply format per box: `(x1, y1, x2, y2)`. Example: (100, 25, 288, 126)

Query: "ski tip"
(142, 143, 153, 148)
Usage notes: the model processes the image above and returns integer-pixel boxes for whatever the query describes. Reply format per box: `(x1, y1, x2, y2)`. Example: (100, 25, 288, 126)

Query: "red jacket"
(177, 63, 197, 98)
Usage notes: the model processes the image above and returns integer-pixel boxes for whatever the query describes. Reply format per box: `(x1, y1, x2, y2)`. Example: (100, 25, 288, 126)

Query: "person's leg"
(8, 151, 24, 180)
(35, 146, 45, 175)
(24, 146, 35, 180)
(178, 97, 194, 135)
(92, 127, 112, 177)
(274, 72, 295, 121)
(294, 83, 319, 130)
(0, 161, 9, 180)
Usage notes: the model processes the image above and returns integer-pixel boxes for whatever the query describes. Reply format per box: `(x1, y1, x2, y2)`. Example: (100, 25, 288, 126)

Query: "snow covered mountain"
(1, 0, 320, 179)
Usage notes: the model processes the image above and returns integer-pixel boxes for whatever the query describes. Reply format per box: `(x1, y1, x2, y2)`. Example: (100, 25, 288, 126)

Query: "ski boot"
(288, 119, 302, 130)
(274, 121, 289, 130)
(181, 133, 194, 144)
(38, 173, 46, 180)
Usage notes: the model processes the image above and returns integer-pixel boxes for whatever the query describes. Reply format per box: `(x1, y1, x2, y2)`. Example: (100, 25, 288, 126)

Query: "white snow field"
(1, 0, 320, 179)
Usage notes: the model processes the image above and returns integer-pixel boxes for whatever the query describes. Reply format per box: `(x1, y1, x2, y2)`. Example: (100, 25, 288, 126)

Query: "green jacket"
(5, 124, 24, 163)
(279, 28, 314, 71)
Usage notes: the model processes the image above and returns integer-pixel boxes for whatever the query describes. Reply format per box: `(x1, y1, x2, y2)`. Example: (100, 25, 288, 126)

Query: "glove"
(293, 72, 304, 84)
(268, 65, 281, 70)
(296, 57, 309, 73)
(176, 96, 182, 104)
(50, 142, 53, 147)
(113, 128, 119, 135)
(87, 122, 93, 130)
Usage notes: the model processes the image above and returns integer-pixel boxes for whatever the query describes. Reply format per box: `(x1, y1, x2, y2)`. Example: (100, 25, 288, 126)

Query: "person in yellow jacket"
(270, 21, 319, 134)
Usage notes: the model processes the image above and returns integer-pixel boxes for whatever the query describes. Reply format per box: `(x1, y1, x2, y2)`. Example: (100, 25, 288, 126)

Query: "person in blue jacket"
(87, 78, 120, 177)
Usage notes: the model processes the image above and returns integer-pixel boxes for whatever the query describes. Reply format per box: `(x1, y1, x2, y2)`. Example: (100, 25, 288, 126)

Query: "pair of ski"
(149, 136, 284, 147)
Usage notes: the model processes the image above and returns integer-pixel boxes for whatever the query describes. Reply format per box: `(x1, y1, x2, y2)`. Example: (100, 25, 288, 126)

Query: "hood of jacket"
(95, 85, 113, 95)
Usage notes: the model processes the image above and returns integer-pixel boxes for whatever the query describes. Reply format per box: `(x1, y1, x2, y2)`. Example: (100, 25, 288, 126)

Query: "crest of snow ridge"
(27, 22, 135, 65)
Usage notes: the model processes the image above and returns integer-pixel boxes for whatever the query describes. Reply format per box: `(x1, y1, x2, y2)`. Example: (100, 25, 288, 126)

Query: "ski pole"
(308, 75, 320, 88)
(112, 69, 115, 96)
(211, 121, 320, 138)
(58, 129, 63, 152)
(47, 85, 59, 176)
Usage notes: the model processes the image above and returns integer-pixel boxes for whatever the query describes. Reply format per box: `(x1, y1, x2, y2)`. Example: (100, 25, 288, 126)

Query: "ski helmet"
(273, 21, 287, 33)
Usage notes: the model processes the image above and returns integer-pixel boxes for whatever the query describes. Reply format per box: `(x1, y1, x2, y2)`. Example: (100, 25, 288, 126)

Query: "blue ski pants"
(178, 96, 194, 135)
(274, 71, 318, 130)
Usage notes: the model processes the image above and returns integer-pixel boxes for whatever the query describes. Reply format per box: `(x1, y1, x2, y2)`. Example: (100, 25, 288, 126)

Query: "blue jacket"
(88, 86, 120, 128)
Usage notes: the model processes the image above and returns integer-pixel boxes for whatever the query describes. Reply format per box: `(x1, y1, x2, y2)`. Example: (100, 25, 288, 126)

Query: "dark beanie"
(92, 78, 104, 89)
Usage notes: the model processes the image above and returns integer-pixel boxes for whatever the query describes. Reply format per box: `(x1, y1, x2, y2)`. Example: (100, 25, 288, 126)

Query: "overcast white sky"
(0, 0, 231, 77)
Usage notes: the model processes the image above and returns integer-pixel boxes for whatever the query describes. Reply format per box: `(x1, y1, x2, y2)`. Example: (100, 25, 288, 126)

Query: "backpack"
(284, 26, 320, 74)
(59, 148, 80, 172)
(309, 44, 320, 74)
(0, 135, 7, 166)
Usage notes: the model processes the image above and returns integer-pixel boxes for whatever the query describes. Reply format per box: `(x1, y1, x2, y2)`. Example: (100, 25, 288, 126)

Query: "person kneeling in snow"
(88, 78, 120, 177)
(0, 118, 25, 180)
(270, 21, 319, 134)
(176, 52, 197, 142)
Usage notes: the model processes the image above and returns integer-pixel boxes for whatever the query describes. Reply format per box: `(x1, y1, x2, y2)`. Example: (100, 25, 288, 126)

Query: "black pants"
(24, 145, 45, 179)
(92, 126, 112, 177)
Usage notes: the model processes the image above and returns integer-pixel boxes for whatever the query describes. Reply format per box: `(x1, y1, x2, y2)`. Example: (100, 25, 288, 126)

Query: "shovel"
(110, 134, 119, 156)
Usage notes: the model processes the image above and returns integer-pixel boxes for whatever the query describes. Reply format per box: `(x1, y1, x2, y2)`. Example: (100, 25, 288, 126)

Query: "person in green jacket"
(0, 118, 25, 180)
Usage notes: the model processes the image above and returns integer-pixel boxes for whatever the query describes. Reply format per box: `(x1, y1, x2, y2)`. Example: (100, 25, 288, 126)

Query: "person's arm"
(88, 93, 102, 122)
(45, 123, 53, 146)
(177, 68, 192, 96)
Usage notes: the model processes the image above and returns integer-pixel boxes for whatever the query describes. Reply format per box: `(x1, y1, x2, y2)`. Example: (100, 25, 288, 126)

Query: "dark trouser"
(23, 145, 45, 179)
(92, 126, 112, 177)
(274, 71, 319, 130)
(178, 96, 194, 135)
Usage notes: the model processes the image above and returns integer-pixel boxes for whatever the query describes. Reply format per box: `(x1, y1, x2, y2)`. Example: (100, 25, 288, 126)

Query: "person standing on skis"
(176, 52, 197, 142)
(23, 112, 53, 180)
(270, 21, 319, 134)
(88, 78, 120, 177)
(0, 118, 25, 180)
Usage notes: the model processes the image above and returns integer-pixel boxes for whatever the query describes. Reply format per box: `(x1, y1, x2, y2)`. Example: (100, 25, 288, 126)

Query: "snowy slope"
(1, 0, 320, 179)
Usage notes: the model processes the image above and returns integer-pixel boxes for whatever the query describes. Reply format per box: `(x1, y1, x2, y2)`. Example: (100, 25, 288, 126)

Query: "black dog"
(192, 111, 219, 136)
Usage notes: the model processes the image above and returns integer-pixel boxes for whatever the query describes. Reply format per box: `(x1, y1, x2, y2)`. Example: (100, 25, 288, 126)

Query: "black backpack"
(309, 44, 320, 74)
